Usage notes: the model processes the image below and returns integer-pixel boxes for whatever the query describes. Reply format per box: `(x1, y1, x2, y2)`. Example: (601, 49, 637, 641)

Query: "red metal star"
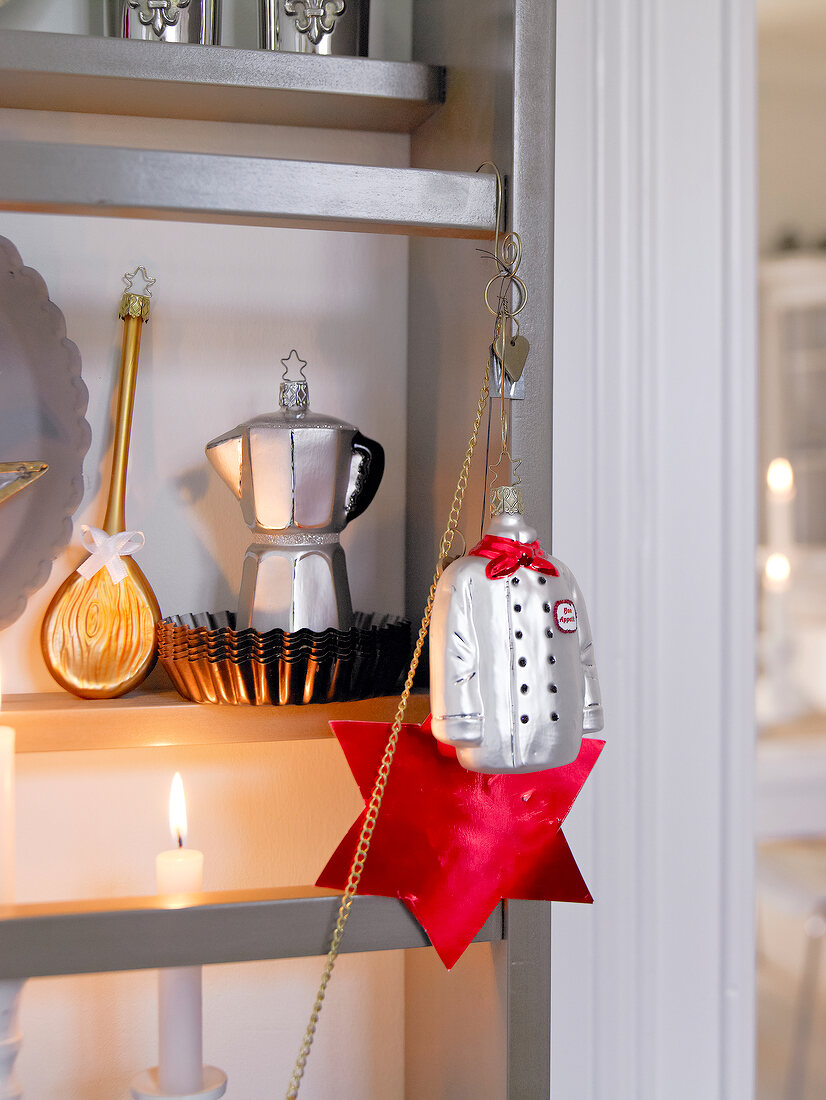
(317, 717, 605, 969)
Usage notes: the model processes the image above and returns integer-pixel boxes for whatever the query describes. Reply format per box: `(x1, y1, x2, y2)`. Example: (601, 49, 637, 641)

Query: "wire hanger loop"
(476, 163, 528, 323)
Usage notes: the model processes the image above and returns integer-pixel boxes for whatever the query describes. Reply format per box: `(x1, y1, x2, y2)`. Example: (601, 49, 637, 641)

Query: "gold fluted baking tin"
(158, 612, 411, 706)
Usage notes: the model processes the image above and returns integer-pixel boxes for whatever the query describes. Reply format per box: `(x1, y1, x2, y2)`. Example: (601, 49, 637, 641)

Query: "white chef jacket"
(430, 546, 603, 774)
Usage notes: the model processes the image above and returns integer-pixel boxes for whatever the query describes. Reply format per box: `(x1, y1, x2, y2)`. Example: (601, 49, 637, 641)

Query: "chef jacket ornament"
(430, 484, 603, 774)
(284, 184, 608, 1099)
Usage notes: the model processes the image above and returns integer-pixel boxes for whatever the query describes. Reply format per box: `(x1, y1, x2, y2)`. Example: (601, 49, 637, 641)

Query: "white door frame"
(548, 1, 756, 1096)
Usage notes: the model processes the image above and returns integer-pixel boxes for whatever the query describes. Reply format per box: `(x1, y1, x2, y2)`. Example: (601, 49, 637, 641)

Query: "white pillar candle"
(156, 773, 204, 1096)
(766, 457, 795, 550)
(760, 551, 805, 723)
(156, 847, 204, 896)
(764, 552, 791, 638)
(0, 671, 15, 906)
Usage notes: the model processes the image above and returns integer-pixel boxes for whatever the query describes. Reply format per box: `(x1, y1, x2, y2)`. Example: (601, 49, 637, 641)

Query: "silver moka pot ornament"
(429, 485, 604, 775)
(206, 351, 384, 633)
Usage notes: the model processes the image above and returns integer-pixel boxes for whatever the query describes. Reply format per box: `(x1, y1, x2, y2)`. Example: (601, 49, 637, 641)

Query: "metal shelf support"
(0, 887, 504, 980)
(0, 29, 444, 133)
(0, 142, 496, 237)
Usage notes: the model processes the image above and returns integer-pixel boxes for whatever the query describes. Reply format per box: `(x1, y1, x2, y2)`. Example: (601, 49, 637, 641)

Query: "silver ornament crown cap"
(279, 349, 309, 411)
(490, 485, 524, 516)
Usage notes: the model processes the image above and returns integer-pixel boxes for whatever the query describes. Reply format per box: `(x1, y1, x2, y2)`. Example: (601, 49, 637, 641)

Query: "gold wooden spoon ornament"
(41, 269, 161, 699)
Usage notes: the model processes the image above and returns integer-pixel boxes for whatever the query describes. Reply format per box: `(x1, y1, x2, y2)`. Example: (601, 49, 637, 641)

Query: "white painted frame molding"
(547, 1, 757, 1097)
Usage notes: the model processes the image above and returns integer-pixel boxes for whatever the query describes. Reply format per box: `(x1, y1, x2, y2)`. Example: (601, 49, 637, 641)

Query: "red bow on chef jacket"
(468, 534, 559, 580)
(317, 716, 604, 969)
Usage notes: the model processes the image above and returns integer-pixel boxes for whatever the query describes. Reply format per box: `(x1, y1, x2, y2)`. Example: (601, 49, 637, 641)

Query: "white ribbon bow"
(77, 525, 145, 585)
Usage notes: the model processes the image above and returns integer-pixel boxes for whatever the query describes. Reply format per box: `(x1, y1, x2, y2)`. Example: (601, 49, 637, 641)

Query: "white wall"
(0, 2, 414, 1097)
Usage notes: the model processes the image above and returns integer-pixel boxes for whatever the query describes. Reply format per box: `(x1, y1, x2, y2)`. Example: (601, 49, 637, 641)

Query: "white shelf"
(0, 141, 496, 236)
(4, 690, 430, 754)
(0, 29, 444, 133)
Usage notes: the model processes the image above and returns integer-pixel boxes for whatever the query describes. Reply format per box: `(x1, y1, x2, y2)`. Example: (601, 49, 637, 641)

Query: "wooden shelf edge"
(0, 29, 445, 133)
(4, 691, 430, 753)
(0, 886, 503, 977)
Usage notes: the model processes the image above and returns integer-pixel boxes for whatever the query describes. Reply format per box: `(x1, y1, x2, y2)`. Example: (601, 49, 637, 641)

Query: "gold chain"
(285, 355, 492, 1099)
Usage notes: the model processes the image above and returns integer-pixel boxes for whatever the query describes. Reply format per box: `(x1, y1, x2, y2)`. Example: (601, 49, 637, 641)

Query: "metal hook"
(476, 162, 529, 529)
(483, 233, 528, 321)
(476, 163, 528, 323)
(281, 349, 308, 382)
(122, 266, 156, 297)
(477, 161, 505, 272)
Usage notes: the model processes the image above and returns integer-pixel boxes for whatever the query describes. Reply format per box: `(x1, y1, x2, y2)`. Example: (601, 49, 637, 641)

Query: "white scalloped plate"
(0, 236, 90, 629)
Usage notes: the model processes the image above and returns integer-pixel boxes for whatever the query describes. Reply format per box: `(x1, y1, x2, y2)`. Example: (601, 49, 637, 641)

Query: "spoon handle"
(102, 291, 150, 536)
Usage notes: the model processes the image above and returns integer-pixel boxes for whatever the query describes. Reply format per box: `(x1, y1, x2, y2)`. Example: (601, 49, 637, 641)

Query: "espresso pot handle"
(345, 432, 385, 525)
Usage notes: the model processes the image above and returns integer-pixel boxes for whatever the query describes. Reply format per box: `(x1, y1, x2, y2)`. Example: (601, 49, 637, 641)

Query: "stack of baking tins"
(157, 611, 411, 705)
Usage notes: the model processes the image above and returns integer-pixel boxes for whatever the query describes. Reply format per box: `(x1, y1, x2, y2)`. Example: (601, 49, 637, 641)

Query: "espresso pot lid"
(222, 350, 358, 436)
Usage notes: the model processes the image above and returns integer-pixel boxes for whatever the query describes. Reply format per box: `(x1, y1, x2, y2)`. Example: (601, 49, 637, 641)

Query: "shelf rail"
(0, 143, 497, 238)
(0, 29, 444, 133)
(0, 887, 504, 980)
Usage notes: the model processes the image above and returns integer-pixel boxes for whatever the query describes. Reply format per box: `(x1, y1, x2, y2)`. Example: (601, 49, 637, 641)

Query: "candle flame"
(169, 772, 187, 848)
(767, 457, 794, 497)
(765, 552, 791, 585)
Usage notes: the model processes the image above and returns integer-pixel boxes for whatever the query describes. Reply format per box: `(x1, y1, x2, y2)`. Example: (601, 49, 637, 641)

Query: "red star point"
(317, 717, 604, 969)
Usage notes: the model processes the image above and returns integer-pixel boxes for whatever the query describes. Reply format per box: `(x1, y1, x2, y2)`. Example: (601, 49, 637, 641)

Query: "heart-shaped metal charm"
(494, 332, 530, 383)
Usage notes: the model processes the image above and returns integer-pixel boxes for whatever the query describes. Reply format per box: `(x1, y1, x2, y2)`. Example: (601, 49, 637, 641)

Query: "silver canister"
(259, 0, 369, 56)
(105, 0, 222, 44)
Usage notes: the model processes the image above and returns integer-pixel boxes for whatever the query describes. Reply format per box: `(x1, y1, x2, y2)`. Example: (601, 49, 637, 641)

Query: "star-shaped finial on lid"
(279, 351, 309, 411)
(280, 349, 308, 381)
